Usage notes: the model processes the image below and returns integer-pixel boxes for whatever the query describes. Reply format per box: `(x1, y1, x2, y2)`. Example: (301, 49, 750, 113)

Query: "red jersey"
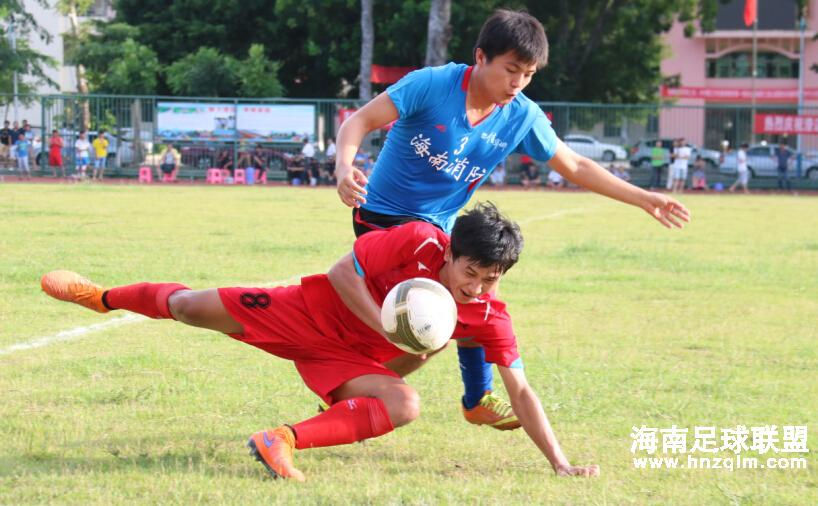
(301, 221, 519, 367)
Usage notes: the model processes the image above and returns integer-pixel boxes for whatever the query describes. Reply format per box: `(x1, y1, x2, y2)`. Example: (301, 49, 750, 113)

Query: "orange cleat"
(40, 270, 109, 313)
(462, 391, 521, 431)
(247, 426, 305, 481)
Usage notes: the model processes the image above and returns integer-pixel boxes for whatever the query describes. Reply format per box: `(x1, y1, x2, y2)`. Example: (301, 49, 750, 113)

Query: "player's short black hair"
(474, 9, 549, 68)
(450, 202, 523, 274)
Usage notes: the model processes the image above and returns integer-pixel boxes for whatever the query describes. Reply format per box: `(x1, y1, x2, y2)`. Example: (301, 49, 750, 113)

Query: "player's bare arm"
(548, 140, 691, 229)
(335, 93, 400, 208)
(327, 252, 386, 336)
(497, 365, 600, 478)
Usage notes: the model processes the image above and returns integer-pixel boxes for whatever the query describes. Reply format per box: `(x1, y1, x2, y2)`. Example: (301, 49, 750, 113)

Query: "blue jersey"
(364, 63, 558, 232)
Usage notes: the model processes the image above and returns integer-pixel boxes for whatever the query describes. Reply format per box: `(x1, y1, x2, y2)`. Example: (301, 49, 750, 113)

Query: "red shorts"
(218, 284, 399, 404)
(49, 151, 62, 167)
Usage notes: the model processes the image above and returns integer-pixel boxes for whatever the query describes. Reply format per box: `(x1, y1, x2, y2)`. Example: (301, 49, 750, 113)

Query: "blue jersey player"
(334, 9, 690, 430)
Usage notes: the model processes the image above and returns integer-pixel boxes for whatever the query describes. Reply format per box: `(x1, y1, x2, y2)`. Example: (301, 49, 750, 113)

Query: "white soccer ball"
(380, 277, 458, 355)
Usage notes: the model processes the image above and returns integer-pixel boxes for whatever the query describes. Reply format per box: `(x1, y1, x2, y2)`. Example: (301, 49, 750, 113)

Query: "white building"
(3, 0, 114, 125)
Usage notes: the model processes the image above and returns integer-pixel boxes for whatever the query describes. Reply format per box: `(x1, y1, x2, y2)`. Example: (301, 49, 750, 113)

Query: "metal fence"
(3, 93, 818, 188)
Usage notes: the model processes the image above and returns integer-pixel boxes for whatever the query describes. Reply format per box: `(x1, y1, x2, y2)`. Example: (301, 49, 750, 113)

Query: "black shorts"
(352, 207, 439, 238)
(160, 163, 175, 175)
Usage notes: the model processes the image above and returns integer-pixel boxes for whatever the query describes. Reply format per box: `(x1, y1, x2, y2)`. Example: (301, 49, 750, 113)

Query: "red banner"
(371, 65, 416, 84)
(755, 114, 818, 134)
(337, 107, 396, 130)
(661, 86, 818, 102)
(744, 0, 757, 27)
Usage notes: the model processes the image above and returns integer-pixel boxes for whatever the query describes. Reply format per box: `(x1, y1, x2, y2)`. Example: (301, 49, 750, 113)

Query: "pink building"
(661, 0, 818, 149)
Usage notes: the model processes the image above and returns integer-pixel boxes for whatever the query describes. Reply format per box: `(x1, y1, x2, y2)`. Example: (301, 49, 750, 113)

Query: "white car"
(563, 134, 628, 162)
(719, 144, 818, 179)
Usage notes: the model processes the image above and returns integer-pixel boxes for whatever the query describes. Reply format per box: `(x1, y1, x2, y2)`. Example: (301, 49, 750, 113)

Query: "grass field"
(1, 183, 816, 505)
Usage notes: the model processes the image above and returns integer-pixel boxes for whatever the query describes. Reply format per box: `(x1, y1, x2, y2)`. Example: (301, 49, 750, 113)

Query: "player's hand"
(336, 163, 368, 208)
(641, 191, 690, 229)
(555, 464, 600, 477)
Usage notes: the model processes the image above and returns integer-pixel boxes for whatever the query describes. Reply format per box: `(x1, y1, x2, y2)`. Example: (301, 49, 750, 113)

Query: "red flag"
(744, 0, 757, 27)
(370, 65, 416, 84)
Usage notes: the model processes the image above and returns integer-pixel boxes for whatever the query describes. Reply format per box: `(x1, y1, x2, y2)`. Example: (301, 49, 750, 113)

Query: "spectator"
(519, 155, 540, 189)
(75, 131, 91, 180)
(217, 148, 234, 175)
(325, 138, 336, 160)
(773, 141, 792, 191)
(49, 130, 65, 178)
(14, 133, 31, 180)
(671, 137, 691, 193)
(649, 139, 665, 189)
(14, 120, 24, 142)
(92, 129, 109, 181)
(300, 139, 318, 186)
(0, 120, 12, 167)
(611, 164, 630, 182)
(489, 158, 506, 186)
(251, 144, 267, 183)
(546, 168, 564, 188)
(158, 144, 181, 181)
(729, 143, 749, 194)
(691, 156, 707, 191)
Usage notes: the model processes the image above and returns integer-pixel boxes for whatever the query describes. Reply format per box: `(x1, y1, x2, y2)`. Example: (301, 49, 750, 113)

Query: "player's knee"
(167, 290, 199, 324)
(383, 386, 421, 427)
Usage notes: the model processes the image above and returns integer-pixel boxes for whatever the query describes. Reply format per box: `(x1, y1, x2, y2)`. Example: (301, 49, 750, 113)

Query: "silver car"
(563, 134, 628, 162)
(719, 144, 818, 179)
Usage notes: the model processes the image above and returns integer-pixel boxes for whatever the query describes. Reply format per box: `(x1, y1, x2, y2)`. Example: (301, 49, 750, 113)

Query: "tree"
(64, 22, 160, 95)
(359, 0, 373, 100)
(57, 0, 94, 129)
(425, 0, 452, 67)
(232, 44, 285, 98)
(165, 47, 238, 97)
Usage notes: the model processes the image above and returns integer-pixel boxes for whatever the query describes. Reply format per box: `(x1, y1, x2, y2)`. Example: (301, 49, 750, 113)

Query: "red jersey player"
(40, 202, 599, 480)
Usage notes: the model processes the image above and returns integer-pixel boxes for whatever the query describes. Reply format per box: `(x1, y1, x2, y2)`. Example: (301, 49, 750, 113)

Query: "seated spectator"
(520, 156, 540, 189)
(489, 159, 506, 186)
(217, 149, 234, 175)
(158, 144, 180, 181)
(251, 145, 267, 182)
(611, 164, 630, 182)
(546, 169, 564, 189)
(691, 155, 707, 191)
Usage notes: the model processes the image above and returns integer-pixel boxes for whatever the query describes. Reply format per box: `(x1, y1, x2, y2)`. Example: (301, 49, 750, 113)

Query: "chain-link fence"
(2, 93, 818, 188)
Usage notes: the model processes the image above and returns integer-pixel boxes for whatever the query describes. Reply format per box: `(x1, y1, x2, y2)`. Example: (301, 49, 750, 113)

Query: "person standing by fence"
(48, 130, 65, 179)
(774, 141, 792, 191)
(649, 140, 665, 189)
(730, 143, 749, 194)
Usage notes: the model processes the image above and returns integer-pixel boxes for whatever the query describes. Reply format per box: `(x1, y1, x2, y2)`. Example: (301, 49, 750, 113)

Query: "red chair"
(220, 169, 231, 182)
(233, 168, 246, 184)
(206, 168, 223, 184)
(255, 169, 267, 185)
(162, 169, 177, 182)
(138, 166, 152, 183)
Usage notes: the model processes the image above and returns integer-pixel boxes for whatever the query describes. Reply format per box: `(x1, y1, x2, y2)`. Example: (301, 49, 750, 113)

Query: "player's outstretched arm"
(497, 365, 600, 478)
(547, 141, 691, 229)
(335, 93, 399, 208)
(327, 252, 386, 337)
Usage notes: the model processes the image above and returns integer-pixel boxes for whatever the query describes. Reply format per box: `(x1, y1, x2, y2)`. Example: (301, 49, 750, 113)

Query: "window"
(646, 114, 659, 134)
(706, 51, 799, 78)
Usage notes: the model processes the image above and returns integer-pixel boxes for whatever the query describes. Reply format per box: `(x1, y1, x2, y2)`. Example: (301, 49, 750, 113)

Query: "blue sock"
(457, 345, 493, 409)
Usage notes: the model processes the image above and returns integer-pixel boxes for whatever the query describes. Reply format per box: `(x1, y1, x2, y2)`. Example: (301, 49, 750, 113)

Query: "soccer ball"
(380, 277, 458, 355)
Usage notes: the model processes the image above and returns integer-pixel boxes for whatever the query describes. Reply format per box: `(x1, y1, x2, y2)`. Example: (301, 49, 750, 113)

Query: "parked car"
(563, 134, 628, 161)
(719, 144, 818, 179)
(629, 138, 720, 169)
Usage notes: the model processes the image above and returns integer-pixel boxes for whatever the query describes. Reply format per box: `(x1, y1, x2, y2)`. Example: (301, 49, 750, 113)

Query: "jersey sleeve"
(386, 66, 443, 119)
(457, 301, 520, 367)
(514, 106, 558, 162)
(353, 222, 443, 279)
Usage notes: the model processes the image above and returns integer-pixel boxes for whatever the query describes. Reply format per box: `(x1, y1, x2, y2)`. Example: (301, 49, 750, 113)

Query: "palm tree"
(425, 0, 451, 67)
(359, 0, 374, 101)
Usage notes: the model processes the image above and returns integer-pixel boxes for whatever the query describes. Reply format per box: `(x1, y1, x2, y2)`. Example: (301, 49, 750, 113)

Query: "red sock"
(292, 397, 394, 449)
(103, 282, 189, 319)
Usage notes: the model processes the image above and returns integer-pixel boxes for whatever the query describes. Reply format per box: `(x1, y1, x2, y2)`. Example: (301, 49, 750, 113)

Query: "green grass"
(1, 183, 816, 504)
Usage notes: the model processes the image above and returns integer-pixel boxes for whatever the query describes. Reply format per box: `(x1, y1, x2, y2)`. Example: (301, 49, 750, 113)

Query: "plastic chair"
(255, 169, 267, 185)
(162, 169, 177, 182)
(138, 166, 152, 183)
(206, 168, 223, 184)
(220, 169, 231, 182)
(233, 168, 246, 184)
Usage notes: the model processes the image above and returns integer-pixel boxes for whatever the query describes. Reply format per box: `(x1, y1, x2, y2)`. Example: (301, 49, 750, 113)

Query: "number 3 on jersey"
(453, 135, 469, 155)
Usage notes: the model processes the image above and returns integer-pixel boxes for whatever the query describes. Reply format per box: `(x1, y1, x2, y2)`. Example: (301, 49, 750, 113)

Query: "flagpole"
(751, 17, 757, 144)
(797, 16, 806, 177)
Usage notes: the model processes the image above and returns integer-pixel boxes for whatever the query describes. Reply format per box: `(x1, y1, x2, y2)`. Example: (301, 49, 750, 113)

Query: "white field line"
(0, 273, 308, 357)
(518, 207, 591, 226)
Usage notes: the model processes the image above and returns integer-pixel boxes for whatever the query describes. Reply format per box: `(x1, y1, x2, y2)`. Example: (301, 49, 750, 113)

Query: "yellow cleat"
(462, 391, 521, 431)
(40, 270, 109, 313)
